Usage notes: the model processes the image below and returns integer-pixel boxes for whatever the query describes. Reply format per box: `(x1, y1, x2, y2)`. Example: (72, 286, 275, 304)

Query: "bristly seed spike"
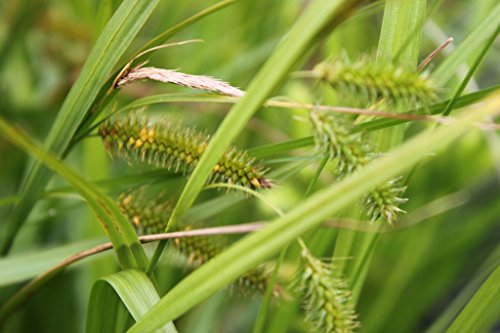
(117, 189, 278, 297)
(99, 114, 271, 191)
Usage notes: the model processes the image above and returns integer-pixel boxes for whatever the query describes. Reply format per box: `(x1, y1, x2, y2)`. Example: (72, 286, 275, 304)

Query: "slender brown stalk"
(417, 37, 454, 71)
(0, 223, 264, 322)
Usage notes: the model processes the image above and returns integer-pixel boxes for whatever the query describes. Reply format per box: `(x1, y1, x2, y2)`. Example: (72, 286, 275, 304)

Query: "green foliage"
(0, 1, 498, 332)
(0, 0, 161, 255)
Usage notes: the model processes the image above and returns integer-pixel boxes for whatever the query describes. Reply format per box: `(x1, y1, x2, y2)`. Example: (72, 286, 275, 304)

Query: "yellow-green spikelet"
(300, 245, 359, 333)
(314, 56, 438, 109)
(100, 115, 271, 190)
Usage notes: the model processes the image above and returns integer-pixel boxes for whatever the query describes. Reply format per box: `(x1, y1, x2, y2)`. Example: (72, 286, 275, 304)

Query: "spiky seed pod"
(309, 108, 407, 224)
(172, 230, 272, 296)
(117, 190, 274, 297)
(299, 245, 359, 333)
(363, 178, 408, 226)
(100, 115, 271, 190)
(309, 109, 370, 176)
(117, 191, 171, 235)
(314, 56, 438, 109)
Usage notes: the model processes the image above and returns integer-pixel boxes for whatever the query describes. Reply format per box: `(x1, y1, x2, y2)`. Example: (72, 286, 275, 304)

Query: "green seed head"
(299, 246, 359, 333)
(117, 189, 276, 297)
(100, 115, 271, 190)
(314, 55, 439, 110)
(309, 108, 407, 225)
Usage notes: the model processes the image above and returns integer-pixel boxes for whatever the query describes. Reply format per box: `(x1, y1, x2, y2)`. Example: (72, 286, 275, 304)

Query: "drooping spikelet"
(314, 56, 438, 109)
(309, 108, 407, 225)
(363, 178, 408, 226)
(117, 190, 274, 297)
(309, 108, 370, 176)
(100, 115, 271, 190)
(299, 244, 359, 333)
(172, 228, 272, 296)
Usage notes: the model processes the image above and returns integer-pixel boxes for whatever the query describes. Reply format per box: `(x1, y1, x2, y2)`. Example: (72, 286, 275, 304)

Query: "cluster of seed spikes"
(313, 55, 438, 109)
(117, 191, 274, 297)
(310, 109, 407, 225)
(299, 244, 359, 333)
(171, 226, 272, 296)
(100, 115, 271, 190)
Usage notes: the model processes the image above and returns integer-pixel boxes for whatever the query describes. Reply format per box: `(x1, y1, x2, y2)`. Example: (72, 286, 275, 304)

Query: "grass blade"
(431, 4, 500, 87)
(88, 270, 177, 333)
(427, 245, 500, 333)
(1, 0, 160, 255)
(445, 266, 500, 333)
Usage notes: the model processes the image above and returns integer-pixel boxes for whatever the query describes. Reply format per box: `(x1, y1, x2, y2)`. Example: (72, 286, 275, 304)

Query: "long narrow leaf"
(445, 266, 500, 333)
(431, 4, 500, 87)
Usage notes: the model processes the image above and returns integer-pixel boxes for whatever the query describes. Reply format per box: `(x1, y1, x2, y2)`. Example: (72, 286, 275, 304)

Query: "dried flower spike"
(100, 115, 271, 190)
(299, 243, 359, 333)
(314, 56, 438, 109)
(117, 190, 275, 297)
(117, 66, 245, 98)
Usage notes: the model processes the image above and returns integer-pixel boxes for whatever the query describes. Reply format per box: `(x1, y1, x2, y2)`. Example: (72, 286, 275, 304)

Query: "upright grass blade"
(87, 270, 177, 333)
(441, 23, 500, 116)
(376, 0, 425, 68)
(128, 92, 500, 333)
(445, 266, 500, 333)
(427, 245, 500, 333)
(431, 4, 500, 87)
(147, 0, 368, 273)
(1, 0, 160, 255)
(86, 284, 133, 333)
